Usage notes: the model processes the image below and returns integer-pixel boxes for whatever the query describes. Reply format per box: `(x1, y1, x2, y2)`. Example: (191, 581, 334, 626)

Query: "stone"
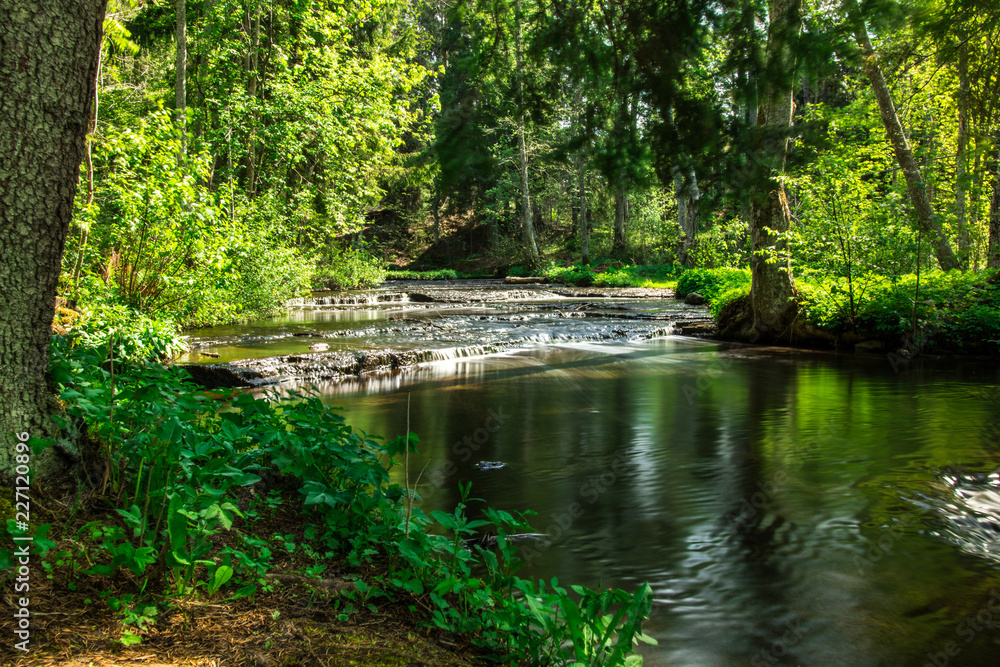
(684, 292, 706, 306)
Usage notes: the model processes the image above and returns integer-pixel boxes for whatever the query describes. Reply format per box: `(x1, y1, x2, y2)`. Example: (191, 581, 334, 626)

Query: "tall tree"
(0, 0, 108, 480)
(747, 0, 800, 335)
(843, 0, 960, 271)
(990, 147, 1000, 269)
(513, 0, 541, 267)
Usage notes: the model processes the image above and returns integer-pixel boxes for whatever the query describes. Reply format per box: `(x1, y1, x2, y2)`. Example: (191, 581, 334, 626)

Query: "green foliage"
(676, 268, 752, 302)
(536, 263, 679, 288)
(796, 270, 1000, 350)
(66, 288, 187, 363)
(313, 243, 387, 290)
(386, 269, 461, 280)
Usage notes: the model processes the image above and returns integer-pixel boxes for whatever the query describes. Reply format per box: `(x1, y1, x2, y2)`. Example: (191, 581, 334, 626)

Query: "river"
(181, 281, 1000, 666)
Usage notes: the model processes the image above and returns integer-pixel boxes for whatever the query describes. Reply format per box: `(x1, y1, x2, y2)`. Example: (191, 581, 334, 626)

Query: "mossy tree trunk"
(0, 0, 107, 482)
(747, 0, 799, 338)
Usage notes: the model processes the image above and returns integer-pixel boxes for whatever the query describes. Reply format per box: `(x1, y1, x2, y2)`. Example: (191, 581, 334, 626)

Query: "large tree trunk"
(0, 0, 108, 481)
(844, 0, 960, 271)
(513, 0, 540, 268)
(747, 0, 799, 337)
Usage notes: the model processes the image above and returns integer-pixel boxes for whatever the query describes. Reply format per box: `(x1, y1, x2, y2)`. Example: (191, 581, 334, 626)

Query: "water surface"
(191, 285, 1000, 666)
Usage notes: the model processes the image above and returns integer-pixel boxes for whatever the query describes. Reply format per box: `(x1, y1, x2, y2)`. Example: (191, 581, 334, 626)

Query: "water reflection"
(319, 339, 1000, 666)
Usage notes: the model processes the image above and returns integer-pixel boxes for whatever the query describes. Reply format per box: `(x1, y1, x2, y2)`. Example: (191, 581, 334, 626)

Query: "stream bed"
(180, 281, 1000, 666)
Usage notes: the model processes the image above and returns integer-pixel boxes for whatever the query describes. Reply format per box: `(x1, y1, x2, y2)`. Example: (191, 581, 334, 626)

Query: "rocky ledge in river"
(177, 320, 692, 389)
(178, 349, 441, 388)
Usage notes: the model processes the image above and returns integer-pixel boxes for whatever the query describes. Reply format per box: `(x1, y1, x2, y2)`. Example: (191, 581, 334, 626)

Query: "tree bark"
(0, 0, 108, 481)
(513, 0, 540, 268)
(748, 0, 799, 337)
(844, 0, 960, 271)
(578, 160, 590, 265)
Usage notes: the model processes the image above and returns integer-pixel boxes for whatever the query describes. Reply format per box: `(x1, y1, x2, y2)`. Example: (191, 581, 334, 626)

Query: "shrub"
(68, 299, 187, 363)
(313, 242, 387, 289)
(386, 269, 460, 280)
(677, 268, 751, 302)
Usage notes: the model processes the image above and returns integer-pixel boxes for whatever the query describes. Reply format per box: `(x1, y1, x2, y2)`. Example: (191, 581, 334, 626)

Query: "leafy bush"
(313, 242, 387, 289)
(183, 241, 314, 327)
(677, 268, 751, 302)
(794, 270, 1000, 350)
(542, 263, 679, 288)
(386, 269, 461, 280)
(711, 284, 752, 320)
(68, 299, 187, 363)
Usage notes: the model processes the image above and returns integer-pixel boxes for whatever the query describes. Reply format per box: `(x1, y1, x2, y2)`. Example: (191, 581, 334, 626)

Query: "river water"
(183, 282, 1000, 666)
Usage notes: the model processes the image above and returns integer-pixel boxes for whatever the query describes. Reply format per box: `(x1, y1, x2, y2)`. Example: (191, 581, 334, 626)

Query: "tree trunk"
(955, 38, 970, 266)
(0, 0, 108, 482)
(970, 129, 983, 268)
(611, 93, 630, 256)
(513, 0, 540, 268)
(175, 0, 186, 159)
(844, 0, 960, 271)
(432, 180, 442, 245)
(613, 174, 627, 255)
(989, 145, 1000, 270)
(674, 164, 700, 266)
(572, 85, 590, 266)
(748, 0, 799, 337)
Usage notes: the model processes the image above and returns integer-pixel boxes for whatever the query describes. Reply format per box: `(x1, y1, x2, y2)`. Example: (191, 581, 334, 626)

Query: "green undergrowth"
(386, 269, 463, 280)
(3, 327, 656, 665)
(512, 262, 680, 289)
(795, 269, 1000, 351)
(685, 266, 1000, 352)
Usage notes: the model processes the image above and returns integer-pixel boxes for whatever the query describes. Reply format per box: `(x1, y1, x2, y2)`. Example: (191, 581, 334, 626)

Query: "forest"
(2, 0, 1000, 664)
(54, 0, 1000, 342)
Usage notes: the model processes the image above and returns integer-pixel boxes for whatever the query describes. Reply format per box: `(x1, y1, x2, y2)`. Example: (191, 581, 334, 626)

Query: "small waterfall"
(299, 292, 412, 307)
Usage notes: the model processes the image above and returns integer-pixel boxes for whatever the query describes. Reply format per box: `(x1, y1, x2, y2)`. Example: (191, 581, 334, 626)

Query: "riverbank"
(677, 267, 1000, 356)
(1, 327, 655, 666)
